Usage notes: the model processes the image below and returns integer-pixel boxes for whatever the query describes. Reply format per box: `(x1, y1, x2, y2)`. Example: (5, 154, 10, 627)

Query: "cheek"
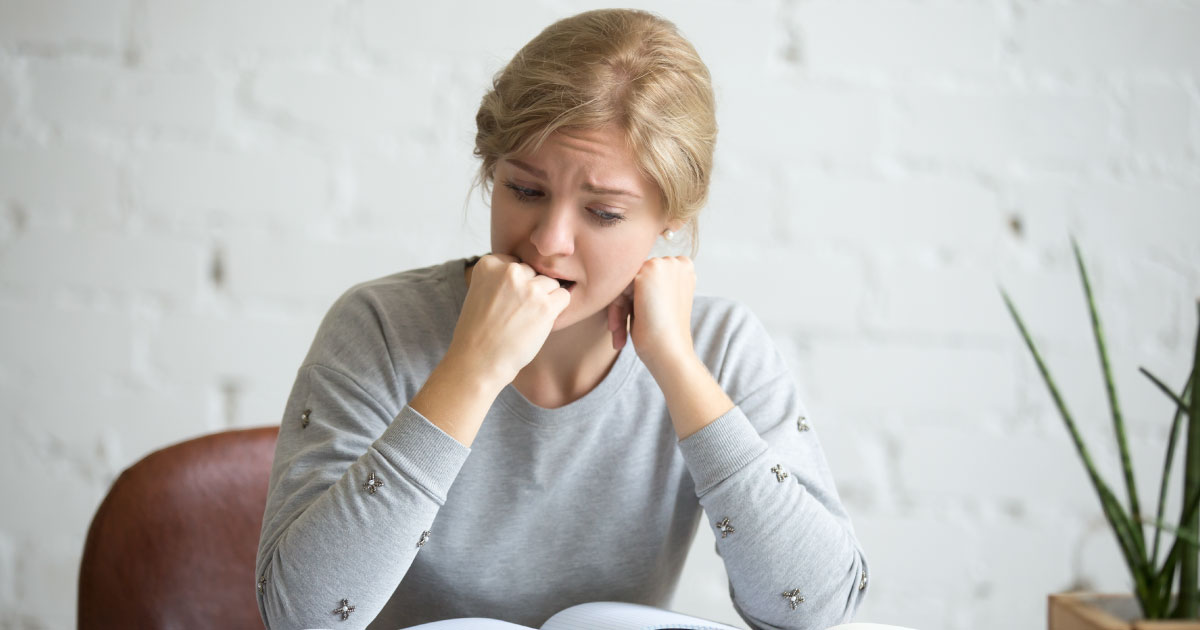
(489, 200, 523, 248)
(588, 241, 653, 294)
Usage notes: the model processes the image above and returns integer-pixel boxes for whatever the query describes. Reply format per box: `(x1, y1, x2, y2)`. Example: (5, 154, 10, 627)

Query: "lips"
(524, 260, 576, 291)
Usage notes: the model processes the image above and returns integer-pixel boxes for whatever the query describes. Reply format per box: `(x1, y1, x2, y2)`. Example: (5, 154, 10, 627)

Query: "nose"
(529, 204, 575, 257)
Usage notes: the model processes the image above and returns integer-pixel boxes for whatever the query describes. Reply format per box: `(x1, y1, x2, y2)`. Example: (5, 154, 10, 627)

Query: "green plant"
(999, 237, 1200, 620)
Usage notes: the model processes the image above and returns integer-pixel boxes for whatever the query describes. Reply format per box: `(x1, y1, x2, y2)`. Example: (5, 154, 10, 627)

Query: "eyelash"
(502, 180, 626, 227)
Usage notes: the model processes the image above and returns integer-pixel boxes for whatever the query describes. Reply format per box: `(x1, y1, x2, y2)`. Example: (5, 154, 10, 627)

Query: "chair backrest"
(78, 425, 279, 629)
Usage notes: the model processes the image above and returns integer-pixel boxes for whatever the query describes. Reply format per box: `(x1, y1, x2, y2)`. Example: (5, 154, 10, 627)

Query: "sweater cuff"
(372, 405, 472, 502)
(676, 406, 768, 495)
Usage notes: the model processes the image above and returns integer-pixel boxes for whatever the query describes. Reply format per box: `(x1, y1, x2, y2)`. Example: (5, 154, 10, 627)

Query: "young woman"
(255, 9, 868, 630)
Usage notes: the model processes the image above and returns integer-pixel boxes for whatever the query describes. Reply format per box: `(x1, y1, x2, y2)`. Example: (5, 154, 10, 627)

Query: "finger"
(514, 261, 538, 278)
(620, 294, 636, 329)
(530, 274, 562, 293)
(619, 277, 635, 299)
(613, 306, 628, 349)
(549, 286, 571, 312)
(606, 296, 630, 349)
(487, 253, 520, 270)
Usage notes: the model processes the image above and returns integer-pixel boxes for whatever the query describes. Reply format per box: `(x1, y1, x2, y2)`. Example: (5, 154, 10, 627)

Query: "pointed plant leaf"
(1072, 236, 1145, 555)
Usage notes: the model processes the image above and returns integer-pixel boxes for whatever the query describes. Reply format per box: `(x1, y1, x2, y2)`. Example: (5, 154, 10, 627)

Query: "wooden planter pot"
(1049, 593, 1200, 630)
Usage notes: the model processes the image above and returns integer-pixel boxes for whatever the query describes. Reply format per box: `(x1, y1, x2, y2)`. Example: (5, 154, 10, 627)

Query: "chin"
(550, 311, 580, 332)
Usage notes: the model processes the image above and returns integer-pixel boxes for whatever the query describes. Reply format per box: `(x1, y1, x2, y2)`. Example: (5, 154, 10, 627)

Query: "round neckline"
(441, 255, 639, 426)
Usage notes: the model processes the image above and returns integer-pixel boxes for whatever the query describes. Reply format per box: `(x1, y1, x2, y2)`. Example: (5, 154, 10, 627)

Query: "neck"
(527, 311, 617, 369)
(514, 310, 620, 408)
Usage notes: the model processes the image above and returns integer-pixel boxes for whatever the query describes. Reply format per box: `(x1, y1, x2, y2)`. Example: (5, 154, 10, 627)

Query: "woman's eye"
(504, 181, 540, 202)
(589, 209, 626, 226)
(504, 179, 626, 226)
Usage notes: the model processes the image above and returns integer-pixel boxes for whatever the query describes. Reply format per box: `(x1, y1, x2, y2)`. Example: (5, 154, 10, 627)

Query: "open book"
(402, 601, 896, 630)
(402, 601, 743, 630)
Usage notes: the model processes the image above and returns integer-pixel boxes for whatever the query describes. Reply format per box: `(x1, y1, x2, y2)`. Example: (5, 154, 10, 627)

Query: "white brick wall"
(0, 0, 124, 51)
(1, 1, 1198, 629)
(29, 58, 221, 134)
(141, 0, 341, 62)
(0, 143, 121, 225)
(1014, 5, 1200, 72)
(793, 2, 1005, 74)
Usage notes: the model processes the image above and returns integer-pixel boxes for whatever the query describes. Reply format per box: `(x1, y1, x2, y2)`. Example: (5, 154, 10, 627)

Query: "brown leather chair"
(78, 426, 279, 629)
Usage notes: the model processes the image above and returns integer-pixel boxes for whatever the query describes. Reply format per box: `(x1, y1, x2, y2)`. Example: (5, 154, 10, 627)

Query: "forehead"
(545, 125, 631, 157)
(505, 126, 653, 190)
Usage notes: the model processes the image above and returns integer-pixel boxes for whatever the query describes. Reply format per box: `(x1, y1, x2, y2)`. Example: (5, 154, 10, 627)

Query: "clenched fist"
(448, 253, 571, 386)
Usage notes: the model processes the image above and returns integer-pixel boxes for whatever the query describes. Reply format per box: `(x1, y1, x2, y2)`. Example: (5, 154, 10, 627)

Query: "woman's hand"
(447, 253, 571, 387)
(606, 256, 697, 375)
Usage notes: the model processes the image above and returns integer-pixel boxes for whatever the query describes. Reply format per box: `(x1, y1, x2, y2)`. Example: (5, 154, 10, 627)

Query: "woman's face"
(491, 124, 677, 332)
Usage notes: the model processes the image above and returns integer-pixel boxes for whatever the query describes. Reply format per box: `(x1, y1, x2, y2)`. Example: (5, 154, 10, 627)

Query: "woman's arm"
(257, 256, 567, 628)
(665, 303, 869, 630)
(408, 349, 509, 447)
(256, 370, 472, 628)
(647, 351, 734, 441)
(255, 286, 474, 628)
(615, 257, 867, 630)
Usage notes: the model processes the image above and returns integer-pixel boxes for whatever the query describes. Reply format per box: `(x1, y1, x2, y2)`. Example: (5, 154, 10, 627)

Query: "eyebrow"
(505, 158, 642, 200)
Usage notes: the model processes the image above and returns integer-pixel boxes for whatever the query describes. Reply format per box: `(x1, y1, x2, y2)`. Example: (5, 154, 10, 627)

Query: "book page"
(825, 619, 916, 624)
(541, 602, 743, 630)
(403, 617, 536, 630)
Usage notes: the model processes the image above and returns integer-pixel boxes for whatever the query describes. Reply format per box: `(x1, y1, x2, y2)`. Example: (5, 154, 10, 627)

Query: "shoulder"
(691, 294, 759, 341)
(330, 258, 457, 320)
(300, 257, 465, 377)
(690, 294, 787, 388)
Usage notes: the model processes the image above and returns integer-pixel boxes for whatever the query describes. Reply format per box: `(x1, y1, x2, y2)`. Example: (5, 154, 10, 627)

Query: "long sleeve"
(676, 303, 869, 630)
(254, 281, 472, 629)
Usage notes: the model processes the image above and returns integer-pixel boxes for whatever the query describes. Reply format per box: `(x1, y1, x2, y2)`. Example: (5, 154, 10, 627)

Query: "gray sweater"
(255, 256, 869, 630)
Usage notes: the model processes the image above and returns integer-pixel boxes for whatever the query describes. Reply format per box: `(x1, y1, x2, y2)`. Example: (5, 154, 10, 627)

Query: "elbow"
(839, 548, 870, 623)
(256, 569, 337, 630)
(800, 549, 870, 630)
(798, 547, 871, 630)
(258, 583, 337, 630)
(734, 547, 872, 630)
(256, 556, 385, 630)
(257, 576, 293, 630)
(255, 556, 323, 630)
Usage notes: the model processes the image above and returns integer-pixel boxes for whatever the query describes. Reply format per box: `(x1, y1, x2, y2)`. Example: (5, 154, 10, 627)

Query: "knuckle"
(481, 256, 504, 274)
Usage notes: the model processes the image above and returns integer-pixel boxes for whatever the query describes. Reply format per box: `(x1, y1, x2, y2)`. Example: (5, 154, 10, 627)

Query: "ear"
(663, 218, 686, 233)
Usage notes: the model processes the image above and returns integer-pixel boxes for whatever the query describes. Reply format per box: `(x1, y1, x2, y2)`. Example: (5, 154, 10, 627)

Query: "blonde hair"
(472, 9, 717, 256)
